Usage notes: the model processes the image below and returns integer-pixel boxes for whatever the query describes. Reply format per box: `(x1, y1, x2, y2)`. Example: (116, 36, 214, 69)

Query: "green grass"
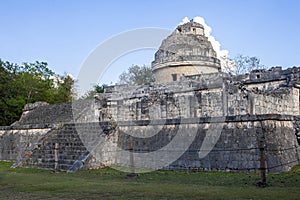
(0, 161, 300, 199)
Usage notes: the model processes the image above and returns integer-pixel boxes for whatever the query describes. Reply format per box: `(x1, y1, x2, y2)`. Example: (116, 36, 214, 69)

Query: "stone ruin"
(0, 20, 299, 173)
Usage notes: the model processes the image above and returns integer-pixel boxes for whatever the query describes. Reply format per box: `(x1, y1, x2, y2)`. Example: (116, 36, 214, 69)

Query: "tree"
(0, 60, 19, 125)
(0, 59, 75, 126)
(221, 55, 266, 75)
(81, 84, 106, 99)
(118, 64, 154, 85)
(53, 74, 75, 103)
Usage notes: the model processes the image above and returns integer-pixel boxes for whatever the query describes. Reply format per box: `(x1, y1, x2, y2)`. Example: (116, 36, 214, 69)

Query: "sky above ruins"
(1, 0, 300, 87)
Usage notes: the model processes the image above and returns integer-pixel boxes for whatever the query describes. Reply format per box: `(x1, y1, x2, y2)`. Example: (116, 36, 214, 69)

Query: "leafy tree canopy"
(81, 84, 106, 99)
(0, 59, 75, 126)
(118, 64, 154, 85)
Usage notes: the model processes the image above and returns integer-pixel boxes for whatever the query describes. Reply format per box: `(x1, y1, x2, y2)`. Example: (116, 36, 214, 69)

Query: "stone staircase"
(12, 121, 116, 171)
(19, 123, 88, 171)
(11, 127, 58, 168)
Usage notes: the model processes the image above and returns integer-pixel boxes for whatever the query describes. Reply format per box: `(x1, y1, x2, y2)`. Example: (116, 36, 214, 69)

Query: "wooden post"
(295, 144, 300, 164)
(54, 143, 59, 172)
(129, 141, 135, 174)
(259, 140, 267, 186)
(127, 141, 137, 178)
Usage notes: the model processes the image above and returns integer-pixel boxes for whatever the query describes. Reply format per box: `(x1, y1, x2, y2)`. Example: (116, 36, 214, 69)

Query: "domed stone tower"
(152, 20, 221, 83)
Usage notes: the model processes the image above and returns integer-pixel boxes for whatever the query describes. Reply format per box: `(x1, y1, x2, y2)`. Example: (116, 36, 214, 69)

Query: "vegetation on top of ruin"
(118, 64, 155, 85)
(80, 84, 106, 99)
(116, 55, 267, 87)
(0, 54, 267, 126)
(222, 55, 267, 75)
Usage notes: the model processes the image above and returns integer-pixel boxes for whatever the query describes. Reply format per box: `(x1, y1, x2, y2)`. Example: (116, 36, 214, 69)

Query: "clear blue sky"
(1, 0, 300, 86)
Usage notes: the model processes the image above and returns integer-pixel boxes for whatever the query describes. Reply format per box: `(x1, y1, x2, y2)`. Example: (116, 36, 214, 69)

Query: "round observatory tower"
(152, 20, 221, 83)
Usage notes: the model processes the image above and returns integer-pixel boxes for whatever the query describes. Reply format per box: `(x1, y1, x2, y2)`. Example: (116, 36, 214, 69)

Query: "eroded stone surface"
(152, 21, 220, 83)
(1, 21, 300, 173)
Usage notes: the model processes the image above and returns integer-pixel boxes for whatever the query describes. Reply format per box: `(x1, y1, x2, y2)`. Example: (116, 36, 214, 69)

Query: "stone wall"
(1, 67, 300, 173)
(14, 103, 73, 125)
(23, 123, 88, 170)
(0, 115, 299, 172)
(99, 69, 300, 122)
(113, 115, 300, 172)
(226, 82, 299, 116)
(153, 64, 219, 83)
(152, 21, 220, 83)
(0, 125, 52, 161)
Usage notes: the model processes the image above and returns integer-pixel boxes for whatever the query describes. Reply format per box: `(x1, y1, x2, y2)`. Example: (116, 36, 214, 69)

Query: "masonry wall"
(153, 64, 219, 83)
(115, 116, 299, 172)
(23, 123, 88, 170)
(226, 84, 299, 116)
(263, 120, 300, 172)
(0, 116, 299, 172)
(100, 75, 299, 122)
(1, 67, 300, 172)
(252, 88, 299, 115)
(0, 125, 51, 161)
(0, 124, 90, 171)
(14, 103, 73, 126)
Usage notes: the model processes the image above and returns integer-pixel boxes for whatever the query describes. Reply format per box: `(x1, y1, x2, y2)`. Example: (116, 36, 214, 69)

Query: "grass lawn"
(0, 161, 300, 200)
